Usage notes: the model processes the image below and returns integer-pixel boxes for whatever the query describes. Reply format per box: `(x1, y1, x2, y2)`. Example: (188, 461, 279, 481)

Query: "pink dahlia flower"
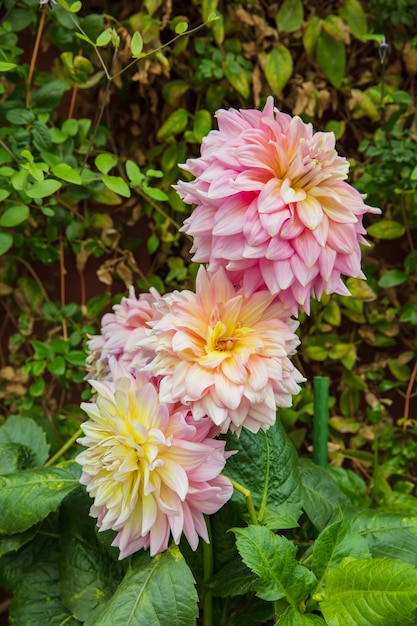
(140, 266, 304, 434)
(176, 97, 380, 314)
(77, 364, 233, 558)
(86, 286, 163, 380)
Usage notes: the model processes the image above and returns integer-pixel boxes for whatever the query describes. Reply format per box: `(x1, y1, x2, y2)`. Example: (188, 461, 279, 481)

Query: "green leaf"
(316, 31, 346, 88)
(32, 120, 52, 151)
(264, 46, 293, 94)
(92, 545, 198, 626)
(0, 415, 49, 467)
(96, 28, 112, 47)
(0, 232, 13, 255)
(311, 516, 370, 581)
(304, 345, 328, 361)
(31, 339, 55, 360)
(95, 152, 117, 175)
(52, 163, 82, 184)
(303, 16, 323, 55)
(29, 378, 46, 397)
(276, 0, 304, 32)
(0, 443, 37, 475)
(299, 461, 349, 531)
(202, 0, 218, 23)
(31, 80, 66, 111)
(348, 509, 417, 566)
(90, 187, 122, 205)
(142, 186, 169, 201)
(234, 526, 317, 603)
(68, 0, 82, 12)
(47, 356, 66, 376)
(147, 233, 160, 254)
(157, 108, 189, 141)
(367, 219, 405, 240)
(193, 109, 212, 142)
(0, 61, 17, 71)
(0, 526, 38, 558)
(320, 558, 417, 626)
(175, 21, 188, 35)
(0, 204, 29, 227)
(222, 60, 250, 99)
(208, 557, 255, 598)
(162, 80, 190, 106)
(131, 31, 143, 56)
(59, 489, 125, 625)
(125, 160, 145, 186)
(339, 0, 368, 39)
(65, 351, 87, 366)
(0, 461, 81, 534)
(276, 607, 326, 625)
(224, 420, 303, 526)
(6, 108, 35, 125)
(0, 534, 82, 626)
(102, 174, 131, 198)
(345, 277, 377, 301)
(378, 269, 408, 288)
(26, 179, 62, 198)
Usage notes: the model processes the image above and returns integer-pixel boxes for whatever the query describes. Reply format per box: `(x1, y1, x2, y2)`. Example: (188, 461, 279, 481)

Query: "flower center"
(215, 337, 237, 351)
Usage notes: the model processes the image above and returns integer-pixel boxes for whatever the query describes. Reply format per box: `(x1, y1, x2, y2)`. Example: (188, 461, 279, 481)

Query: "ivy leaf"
(92, 545, 198, 626)
(0, 461, 81, 534)
(234, 526, 317, 603)
(320, 558, 417, 625)
(224, 419, 303, 527)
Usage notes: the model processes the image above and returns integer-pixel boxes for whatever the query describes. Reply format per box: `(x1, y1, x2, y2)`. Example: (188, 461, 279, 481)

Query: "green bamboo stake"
(313, 376, 330, 468)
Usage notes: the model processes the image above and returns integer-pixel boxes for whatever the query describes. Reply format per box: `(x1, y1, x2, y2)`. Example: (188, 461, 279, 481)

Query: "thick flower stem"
(203, 517, 214, 626)
(44, 428, 82, 467)
(313, 376, 329, 468)
(229, 478, 259, 526)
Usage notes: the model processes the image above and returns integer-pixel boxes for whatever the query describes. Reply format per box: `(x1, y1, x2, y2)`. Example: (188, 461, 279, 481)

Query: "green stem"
(44, 428, 82, 467)
(313, 376, 329, 468)
(229, 478, 259, 526)
(203, 516, 214, 626)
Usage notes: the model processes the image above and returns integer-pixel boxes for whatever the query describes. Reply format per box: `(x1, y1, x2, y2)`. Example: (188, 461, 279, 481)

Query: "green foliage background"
(1, 0, 417, 624)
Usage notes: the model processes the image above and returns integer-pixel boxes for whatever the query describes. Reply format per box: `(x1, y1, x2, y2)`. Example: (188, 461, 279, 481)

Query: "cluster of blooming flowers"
(77, 97, 379, 559)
